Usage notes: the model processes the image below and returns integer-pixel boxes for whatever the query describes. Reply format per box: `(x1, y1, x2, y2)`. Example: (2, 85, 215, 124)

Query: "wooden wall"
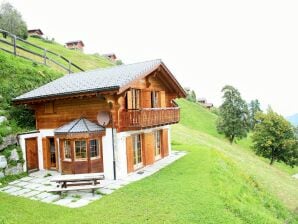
(35, 97, 110, 129)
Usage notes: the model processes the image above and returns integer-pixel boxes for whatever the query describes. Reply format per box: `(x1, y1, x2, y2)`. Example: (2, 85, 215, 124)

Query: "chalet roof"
(13, 59, 186, 102)
(65, 40, 85, 46)
(28, 29, 44, 35)
(54, 118, 105, 134)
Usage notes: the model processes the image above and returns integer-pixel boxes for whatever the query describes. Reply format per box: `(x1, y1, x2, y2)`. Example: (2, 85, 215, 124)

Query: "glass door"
(133, 134, 143, 169)
(154, 131, 161, 160)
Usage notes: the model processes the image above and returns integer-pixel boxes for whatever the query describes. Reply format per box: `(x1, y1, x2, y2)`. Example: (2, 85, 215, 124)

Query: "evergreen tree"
(248, 99, 262, 129)
(216, 85, 249, 144)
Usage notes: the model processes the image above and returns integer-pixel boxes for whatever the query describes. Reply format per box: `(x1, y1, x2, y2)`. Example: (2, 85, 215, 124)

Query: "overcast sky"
(3, 0, 298, 116)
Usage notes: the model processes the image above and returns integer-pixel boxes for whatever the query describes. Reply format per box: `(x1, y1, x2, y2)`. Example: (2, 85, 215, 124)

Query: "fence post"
(43, 48, 47, 65)
(68, 60, 71, 74)
(12, 35, 16, 56)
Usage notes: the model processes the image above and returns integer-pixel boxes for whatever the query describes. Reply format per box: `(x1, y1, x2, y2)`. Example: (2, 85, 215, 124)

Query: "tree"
(0, 2, 28, 39)
(248, 99, 262, 129)
(216, 85, 249, 143)
(184, 87, 197, 102)
(252, 109, 298, 166)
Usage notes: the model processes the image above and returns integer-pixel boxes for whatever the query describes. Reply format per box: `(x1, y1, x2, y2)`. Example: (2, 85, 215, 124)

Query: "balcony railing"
(119, 107, 180, 129)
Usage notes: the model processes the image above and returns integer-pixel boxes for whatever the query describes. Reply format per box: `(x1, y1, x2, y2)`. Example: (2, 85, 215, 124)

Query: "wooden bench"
(48, 173, 104, 196)
(48, 185, 100, 196)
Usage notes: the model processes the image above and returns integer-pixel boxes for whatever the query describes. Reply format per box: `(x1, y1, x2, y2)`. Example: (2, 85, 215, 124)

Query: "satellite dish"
(97, 111, 111, 126)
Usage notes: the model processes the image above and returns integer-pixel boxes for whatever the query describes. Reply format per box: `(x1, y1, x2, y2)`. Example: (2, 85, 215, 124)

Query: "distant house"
(28, 29, 44, 37)
(203, 103, 214, 109)
(103, 53, 117, 61)
(197, 98, 207, 104)
(198, 98, 213, 109)
(65, 40, 84, 51)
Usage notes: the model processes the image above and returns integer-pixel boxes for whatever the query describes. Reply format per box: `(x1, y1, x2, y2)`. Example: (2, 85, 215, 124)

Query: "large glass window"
(154, 131, 161, 159)
(90, 139, 100, 158)
(75, 140, 87, 160)
(133, 134, 142, 168)
(64, 140, 71, 160)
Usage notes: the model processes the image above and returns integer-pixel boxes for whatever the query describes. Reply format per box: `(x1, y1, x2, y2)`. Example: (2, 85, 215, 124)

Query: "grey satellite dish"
(97, 111, 111, 126)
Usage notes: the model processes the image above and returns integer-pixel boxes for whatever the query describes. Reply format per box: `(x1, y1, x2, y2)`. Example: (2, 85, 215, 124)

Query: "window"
(75, 140, 87, 160)
(151, 91, 159, 108)
(154, 131, 161, 159)
(127, 89, 140, 110)
(133, 134, 142, 168)
(90, 139, 100, 158)
(64, 140, 71, 160)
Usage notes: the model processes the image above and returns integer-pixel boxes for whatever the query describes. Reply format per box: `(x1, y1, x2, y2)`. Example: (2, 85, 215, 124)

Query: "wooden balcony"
(119, 107, 180, 130)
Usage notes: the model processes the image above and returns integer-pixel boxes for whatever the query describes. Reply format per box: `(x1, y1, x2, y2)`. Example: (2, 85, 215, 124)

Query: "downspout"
(111, 115, 117, 180)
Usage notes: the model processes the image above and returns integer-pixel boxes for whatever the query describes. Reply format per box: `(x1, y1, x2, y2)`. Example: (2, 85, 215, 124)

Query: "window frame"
(133, 134, 143, 169)
(63, 140, 72, 161)
(154, 130, 162, 160)
(74, 140, 87, 161)
(89, 139, 101, 159)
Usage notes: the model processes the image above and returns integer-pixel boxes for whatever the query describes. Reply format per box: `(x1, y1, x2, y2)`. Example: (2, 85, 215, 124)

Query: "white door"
(133, 134, 143, 169)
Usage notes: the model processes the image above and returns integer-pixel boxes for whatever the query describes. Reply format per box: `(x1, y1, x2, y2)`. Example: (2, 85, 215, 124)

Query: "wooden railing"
(0, 29, 84, 74)
(120, 107, 180, 129)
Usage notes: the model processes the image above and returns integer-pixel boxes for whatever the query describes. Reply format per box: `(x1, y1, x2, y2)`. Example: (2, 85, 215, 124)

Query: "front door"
(48, 138, 56, 169)
(25, 137, 38, 171)
(133, 134, 143, 169)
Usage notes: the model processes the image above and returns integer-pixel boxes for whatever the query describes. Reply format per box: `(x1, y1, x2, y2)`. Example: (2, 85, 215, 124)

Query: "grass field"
(0, 99, 297, 224)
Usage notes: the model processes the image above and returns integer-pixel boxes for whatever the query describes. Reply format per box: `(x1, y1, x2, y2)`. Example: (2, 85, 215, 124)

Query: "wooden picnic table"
(48, 173, 105, 196)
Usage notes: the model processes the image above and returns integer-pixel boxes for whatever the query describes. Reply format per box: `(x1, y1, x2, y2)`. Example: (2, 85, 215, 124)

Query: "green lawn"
(0, 99, 297, 223)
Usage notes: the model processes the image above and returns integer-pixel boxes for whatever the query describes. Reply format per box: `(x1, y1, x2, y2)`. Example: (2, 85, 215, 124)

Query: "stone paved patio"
(0, 151, 186, 208)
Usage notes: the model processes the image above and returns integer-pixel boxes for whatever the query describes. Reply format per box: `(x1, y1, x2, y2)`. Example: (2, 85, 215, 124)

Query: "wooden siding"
(35, 97, 110, 129)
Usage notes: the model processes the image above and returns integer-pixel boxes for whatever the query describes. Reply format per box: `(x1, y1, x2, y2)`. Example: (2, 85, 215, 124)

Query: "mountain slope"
(174, 99, 298, 212)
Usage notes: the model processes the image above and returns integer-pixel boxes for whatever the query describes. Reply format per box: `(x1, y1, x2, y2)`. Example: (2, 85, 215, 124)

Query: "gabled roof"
(54, 118, 105, 135)
(13, 59, 186, 103)
(65, 40, 85, 46)
(28, 29, 44, 35)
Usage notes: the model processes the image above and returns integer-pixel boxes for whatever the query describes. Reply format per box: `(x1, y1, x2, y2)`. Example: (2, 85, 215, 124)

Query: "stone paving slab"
(13, 188, 31, 196)
(22, 190, 41, 198)
(0, 151, 187, 208)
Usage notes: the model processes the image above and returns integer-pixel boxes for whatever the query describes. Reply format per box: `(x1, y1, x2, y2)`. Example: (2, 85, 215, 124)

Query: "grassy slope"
(0, 51, 63, 136)
(174, 99, 298, 211)
(27, 37, 114, 70)
(0, 35, 114, 73)
(0, 99, 297, 223)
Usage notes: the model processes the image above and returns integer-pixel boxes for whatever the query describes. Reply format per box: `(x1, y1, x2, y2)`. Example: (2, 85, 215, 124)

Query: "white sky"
(3, 0, 298, 116)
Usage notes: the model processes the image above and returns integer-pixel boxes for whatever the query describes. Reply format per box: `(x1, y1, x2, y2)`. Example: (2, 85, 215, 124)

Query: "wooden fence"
(0, 29, 84, 74)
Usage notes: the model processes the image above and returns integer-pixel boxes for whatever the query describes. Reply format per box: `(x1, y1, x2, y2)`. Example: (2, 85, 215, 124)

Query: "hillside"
(27, 36, 115, 70)
(0, 34, 114, 74)
(0, 98, 297, 223)
(287, 113, 298, 126)
(0, 51, 63, 141)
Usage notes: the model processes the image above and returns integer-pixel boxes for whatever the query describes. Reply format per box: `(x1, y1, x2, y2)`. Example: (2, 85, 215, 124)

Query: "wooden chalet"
(65, 40, 84, 51)
(13, 59, 186, 179)
(28, 29, 44, 37)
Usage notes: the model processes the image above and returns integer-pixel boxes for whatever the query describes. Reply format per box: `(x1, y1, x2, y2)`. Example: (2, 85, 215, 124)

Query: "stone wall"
(0, 147, 24, 178)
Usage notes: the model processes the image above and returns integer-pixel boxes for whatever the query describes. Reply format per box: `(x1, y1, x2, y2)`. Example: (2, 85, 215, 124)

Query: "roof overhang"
(13, 86, 119, 105)
(118, 62, 187, 98)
